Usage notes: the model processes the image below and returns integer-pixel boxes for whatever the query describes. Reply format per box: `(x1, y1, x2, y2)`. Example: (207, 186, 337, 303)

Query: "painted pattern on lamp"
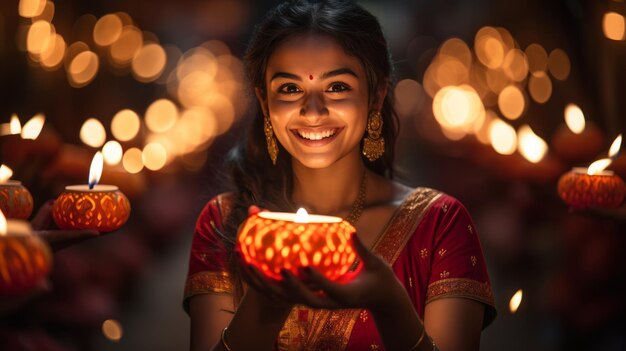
(0, 164, 34, 220)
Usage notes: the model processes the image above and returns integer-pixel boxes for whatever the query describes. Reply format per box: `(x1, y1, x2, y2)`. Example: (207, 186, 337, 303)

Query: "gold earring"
(264, 114, 278, 165)
(362, 111, 384, 162)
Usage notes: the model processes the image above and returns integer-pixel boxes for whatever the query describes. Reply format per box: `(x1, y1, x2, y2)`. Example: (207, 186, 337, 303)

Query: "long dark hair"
(222, 0, 399, 302)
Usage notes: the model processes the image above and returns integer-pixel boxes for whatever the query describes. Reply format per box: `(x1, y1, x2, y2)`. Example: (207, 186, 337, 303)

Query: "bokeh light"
(111, 109, 141, 142)
(498, 85, 525, 120)
(548, 49, 570, 81)
(509, 289, 523, 314)
(528, 71, 552, 104)
(19, 0, 46, 18)
(142, 142, 168, 171)
(93, 14, 123, 46)
(27, 20, 54, 56)
(433, 85, 484, 131)
(122, 148, 144, 174)
(40, 33, 66, 70)
(102, 319, 123, 342)
(10, 115, 22, 135)
(525, 44, 548, 74)
(80, 118, 107, 148)
(489, 119, 517, 155)
(110, 25, 143, 65)
(475, 27, 505, 69)
(517, 125, 548, 163)
(502, 49, 529, 82)
(145, 99, 178, 133)
(102, 141, 123, 165)
(21, 113, 45, 139)
(131, 43, 167, 82)
(603, 12, 625, 41)
(564, 103, 585, 134)
(68, 50, 99, 87)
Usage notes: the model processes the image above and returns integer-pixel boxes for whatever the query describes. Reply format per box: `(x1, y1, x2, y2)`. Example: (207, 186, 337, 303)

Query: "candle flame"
(10, 114, 22, 135)
(21, 113, 45, 139)
(587, 158, 612, 175)
(294, 208, 310, 223)
(88, 151, 104, 189)
(0, 164, 13, 182)
(517, 124, 548, 163)
(609, 134, 622, 159)
(564, 104, 585, 134)
(0, 210, 7, 236)
(509, 289, 523, 313)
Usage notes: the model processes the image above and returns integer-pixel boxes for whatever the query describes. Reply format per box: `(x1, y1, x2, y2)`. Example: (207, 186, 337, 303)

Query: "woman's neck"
(290, 153, 366, 217)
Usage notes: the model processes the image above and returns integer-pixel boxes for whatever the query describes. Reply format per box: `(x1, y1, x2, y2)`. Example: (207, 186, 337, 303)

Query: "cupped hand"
(30, 200, 101, 251)
(238, 233, 404, 312)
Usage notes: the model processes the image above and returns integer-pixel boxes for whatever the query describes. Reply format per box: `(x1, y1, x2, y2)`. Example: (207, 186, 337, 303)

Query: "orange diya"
(0, 210, 52, 295)
(557, 135, 626, 208)
(237, 208, 361, 282)
(52, 152, 130, 232)
(0, 164, 34, 220)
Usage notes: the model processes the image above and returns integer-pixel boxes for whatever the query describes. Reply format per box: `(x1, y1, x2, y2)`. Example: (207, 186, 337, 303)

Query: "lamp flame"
(564, 104, 585, 134)
(609, 134, 622, 159)
(10, 114, 21, 135)
(88, 151, 104, 189)
(0, 210, 6, 236)
(21, 113, 45, 140)
(517, 125, 548, 163)
(294, 208, 310, 223)
(0, 164, 13, 182)
(587, 158, 612, 176)
(509, 289, 523, 313)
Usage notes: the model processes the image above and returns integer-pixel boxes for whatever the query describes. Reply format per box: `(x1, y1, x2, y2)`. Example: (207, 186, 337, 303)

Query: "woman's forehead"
(266, 33, 364, 77)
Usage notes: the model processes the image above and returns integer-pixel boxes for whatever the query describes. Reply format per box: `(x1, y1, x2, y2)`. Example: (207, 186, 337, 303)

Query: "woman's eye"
(278, 84, 301, 94)
(327, 83, 351, 93)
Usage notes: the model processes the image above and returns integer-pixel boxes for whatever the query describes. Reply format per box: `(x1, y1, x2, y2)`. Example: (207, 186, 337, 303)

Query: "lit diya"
(237, 208, 361, 282)
(52, 152, 130, 232)
(557, 135, 625, 208)
(0, 210, 52, 295)
(0, 164, 34, 220)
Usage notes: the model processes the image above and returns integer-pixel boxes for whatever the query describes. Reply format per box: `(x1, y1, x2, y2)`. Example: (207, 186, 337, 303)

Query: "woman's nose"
(299, 92, 329, 121)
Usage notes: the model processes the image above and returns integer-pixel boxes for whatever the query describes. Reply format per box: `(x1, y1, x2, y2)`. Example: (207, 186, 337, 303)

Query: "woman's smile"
(291, 127, 344, 146)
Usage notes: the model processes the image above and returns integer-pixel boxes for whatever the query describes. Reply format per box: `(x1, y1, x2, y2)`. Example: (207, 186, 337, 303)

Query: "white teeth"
(298, 129, 336, 140)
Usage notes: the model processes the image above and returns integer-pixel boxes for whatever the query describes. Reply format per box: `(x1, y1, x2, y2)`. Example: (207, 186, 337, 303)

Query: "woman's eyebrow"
(269, 67, 358, 82)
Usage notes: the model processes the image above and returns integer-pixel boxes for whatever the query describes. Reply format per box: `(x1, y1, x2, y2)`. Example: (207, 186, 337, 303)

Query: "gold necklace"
(345, 170, 367, 225)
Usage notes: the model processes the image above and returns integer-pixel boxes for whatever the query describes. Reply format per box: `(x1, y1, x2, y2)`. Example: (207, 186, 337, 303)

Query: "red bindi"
(309, 74, 313, 80)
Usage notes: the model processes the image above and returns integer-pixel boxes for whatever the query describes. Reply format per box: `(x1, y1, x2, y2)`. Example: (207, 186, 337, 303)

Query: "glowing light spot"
(27, 20, 53, 56)
(122, 148, 144, 174)
(131, 43, 167, 82)
(102, 141, 123, 165)
(517, 125, 548, 163)
(111, 109, 140, 142)
(432, 85, 484, 132)
(525, 44, 548, 73)
(0, 165, 13, 182)
(509, 289, 522, 313)
(19, 0, 46, 18)
(68, 50, 99, 87)
(102, 319, 123, 342)
(489, 119, 517, 155)
(502, 49, 529, 82)
(548, 49, 570, 81)
(528, 71, 552, 104)
(10, 115, 21, 135)
(40, 33, 66, 70)
(498, 85, 525, 120)
(564, 104, 585, 134)
(145, 99, 178, 133)
(475, 27, 505, 69)
(80, 118, 106, 148)
(609, 134, 622, 158)
(603, 12, 625, 41)
(21, 113, 45, 139)
(142, 142, 167, 171)
(93, 14, 123, 47)
(110, 26, 143, 65)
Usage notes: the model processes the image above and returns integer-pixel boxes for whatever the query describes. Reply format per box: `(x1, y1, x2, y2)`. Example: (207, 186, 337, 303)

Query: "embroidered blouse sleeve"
(426, 195, 496, 326)
(183, 194, 234, 312)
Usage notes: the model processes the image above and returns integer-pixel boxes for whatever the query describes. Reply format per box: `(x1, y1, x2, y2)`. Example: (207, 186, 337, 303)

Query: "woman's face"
(259, 33, 370, 169)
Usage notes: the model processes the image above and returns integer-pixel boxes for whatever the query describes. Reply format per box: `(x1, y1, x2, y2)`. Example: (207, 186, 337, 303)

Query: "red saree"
(184, 188, 496, 350)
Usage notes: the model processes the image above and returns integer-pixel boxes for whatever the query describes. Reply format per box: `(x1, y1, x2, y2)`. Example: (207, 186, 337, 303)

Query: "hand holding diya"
(0, 164, 34, 220)
(237, 208, 361, 282)
(52, 152, 130, 232)
(0, 210, 52, 295)
(558, 135, 626, 208)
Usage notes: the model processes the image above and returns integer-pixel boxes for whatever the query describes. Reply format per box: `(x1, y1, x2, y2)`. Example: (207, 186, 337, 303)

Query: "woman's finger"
(30, 200, 55, 231)
(36, 230, 100, 251)
(297, 267, 351, 306)
(281, 269, 340, 309)
(351, 233, 382, 268)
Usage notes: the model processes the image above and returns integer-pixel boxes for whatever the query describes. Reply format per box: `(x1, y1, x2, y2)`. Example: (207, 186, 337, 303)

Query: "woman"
(185, 1, 496, 350)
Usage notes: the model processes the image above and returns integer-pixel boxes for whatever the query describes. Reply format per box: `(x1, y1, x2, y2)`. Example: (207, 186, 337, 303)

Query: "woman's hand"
(239, 231, 405, 313)
(30, 200, 100, 251)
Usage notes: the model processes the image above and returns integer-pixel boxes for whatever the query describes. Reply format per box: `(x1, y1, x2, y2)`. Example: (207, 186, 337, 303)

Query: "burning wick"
(309, 74, 314, 80)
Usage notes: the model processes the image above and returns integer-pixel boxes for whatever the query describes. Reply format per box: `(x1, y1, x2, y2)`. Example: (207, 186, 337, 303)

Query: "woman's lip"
(290, 127, 344, 147)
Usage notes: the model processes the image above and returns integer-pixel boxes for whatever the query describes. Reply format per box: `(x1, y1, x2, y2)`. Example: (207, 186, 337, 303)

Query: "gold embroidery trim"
(184, 271, 233, 299)
(278, 188, 442, 351)
(426, 278, 495, 307)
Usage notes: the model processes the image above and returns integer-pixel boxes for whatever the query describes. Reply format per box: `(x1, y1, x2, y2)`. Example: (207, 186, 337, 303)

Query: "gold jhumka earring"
(362, 111, 384, 162)
(264, 114, 279, 165)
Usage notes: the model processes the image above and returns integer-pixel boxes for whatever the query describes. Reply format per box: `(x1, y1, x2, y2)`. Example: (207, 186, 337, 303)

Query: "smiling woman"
(184, 1, 495, 351)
